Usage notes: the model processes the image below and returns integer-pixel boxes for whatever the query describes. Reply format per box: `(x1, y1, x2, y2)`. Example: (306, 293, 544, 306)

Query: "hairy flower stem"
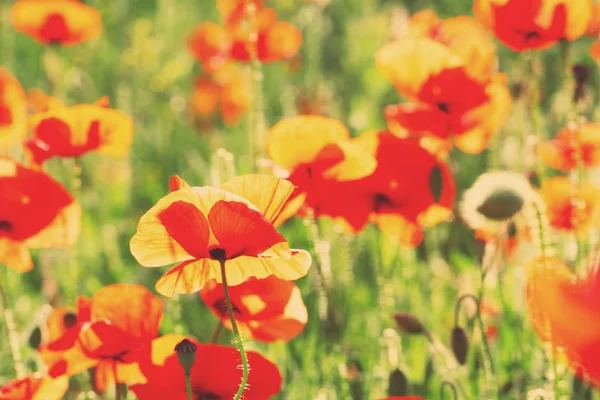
(185, 372, 193, 400)
(219, 259, 249, 400)
(455, 294, 497, 399)
(0, 272, 25, 377)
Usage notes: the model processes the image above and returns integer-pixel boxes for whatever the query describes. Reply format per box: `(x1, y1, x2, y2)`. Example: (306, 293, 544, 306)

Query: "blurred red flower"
(0, 373, 68, 400)
(129, 334, 282, 399)
(540, 123, 600, 171)
(474, 0, 592, 51)
(0, 68, 27, 150)
(0, 156, 80, 272)
(39, 284, 163, 392)
(11, 0, 102, 46)
(200, 275, 307, 342)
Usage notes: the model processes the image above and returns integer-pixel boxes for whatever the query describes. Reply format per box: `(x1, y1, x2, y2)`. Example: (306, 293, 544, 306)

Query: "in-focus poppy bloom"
(406, 10, 496, 82)
(540, 123, 600, 171)
(0, 156, 80, 272)
(39, 296, 91, 349)
(265, 115, 377, 228)
(473, 0, 592, 51)
(11, 0, 102, 46)
(200, 275, 308, 342)
(376, 38, 511, 154)
(39, 284, 163, 392)
(130, 174, 312, 297)
(0, 373, 68, 400)
(129, 334, 282, 399)
(24, 103, 134, 165)
(539, 176, 600, 232)
(527, 255, 600, 387)
(0, 68, 27, 150)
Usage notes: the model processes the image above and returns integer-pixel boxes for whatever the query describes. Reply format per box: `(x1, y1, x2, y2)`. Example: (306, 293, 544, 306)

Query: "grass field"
(2, 0, 600, 399)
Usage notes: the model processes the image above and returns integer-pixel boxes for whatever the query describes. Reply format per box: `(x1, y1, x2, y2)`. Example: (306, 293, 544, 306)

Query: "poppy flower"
(407, 10, 496, 82)
(41, 296, 91, 346)
(39, 284, 163, 392)
(527, 255, 600, 387)
(376, 38, 510, 154)
(24, 103, 134, 165)
(265, 115, 377, 228)
(0, 68, 27, 150)
(200, 275, 308, 342)
(0, 156, 80, 272)
(591, 40, 600, 63)
(129, 334, 282, 399)
(0, 373, 68, 400)
(587, 2, 600, 37)
(26, 89, 63, 114)
(187, 23, 232, 73)
(217, 0, 264, 28)
(473, 0, 592, 52)
(539, 176, 600, 232)
(130, 174, 312, 297)
(10, 0, 102, 46)
(540, 123, 600, 171)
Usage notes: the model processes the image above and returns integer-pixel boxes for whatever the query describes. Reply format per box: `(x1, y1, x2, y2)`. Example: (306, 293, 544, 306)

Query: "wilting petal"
(221, 175, 296, 223)
(0, 68, 27, 150)
(0, 374, 68, 400)
(11, 0, 102, 46)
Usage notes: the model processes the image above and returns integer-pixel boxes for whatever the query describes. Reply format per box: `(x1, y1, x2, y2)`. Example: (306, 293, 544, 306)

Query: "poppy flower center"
(0, 220, 13, 233)
(436, 103, 449, 113)
(209, 247, 227, 260)
(373, 193, 393, 212)
(212, 298, 242, 316)
(63, 312, 78, 329)
(523, 31, 541, 43)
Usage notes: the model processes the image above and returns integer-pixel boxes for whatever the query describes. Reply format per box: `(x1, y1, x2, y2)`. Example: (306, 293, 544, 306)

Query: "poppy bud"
(451, 326, 469, 365)
(174, 338, 197, 374)
(476, 188, 524, 221)
(63, 312, 78, 329)
(388, 368, 408, 396)
(28, 327, 42, 349)
(394, 312, 426, 335)
(501, 381, 513, 395)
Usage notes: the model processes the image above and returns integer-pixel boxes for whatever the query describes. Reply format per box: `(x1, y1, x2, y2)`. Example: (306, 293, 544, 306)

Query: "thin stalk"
(424, 333, 469, 399)
(0, 272, 25, 377)
(113, 361, 122, 400)
(219, 259, 249, 400)
(440, 380, 458, 400)
(185, 372, 193, 400)
(67, 158, 82, 298)
(210, 322, 223, 343)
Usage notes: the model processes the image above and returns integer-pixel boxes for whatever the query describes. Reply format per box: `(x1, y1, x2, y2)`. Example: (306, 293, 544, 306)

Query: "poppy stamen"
(212, 298, 242, 316)
(209, 247, 226, 260)
(63, 312, 78, 329)
(437, 103, 449, 113)
(0, 220, 13, 233)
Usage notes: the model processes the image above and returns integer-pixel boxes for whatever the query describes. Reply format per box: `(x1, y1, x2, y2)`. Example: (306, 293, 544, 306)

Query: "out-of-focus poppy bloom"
(217, 0, 264, 28)
(129, 334, 282, 399)
(191, 64, 250, 128)
(11, 0, 102, 46)
(591, 41, 600, 63)
(26, 89, 63, 114)
(0, 373, 68, 400)
(376, 38, 511, 154)
(265, 115, 377, 228)
(407, 10, 495, 82)
(540, 123, 600, 171)
(474, 0, 592, 51)
(587, 3, 600, 37)
(0, 68, 27, 150)
(539, 176, 600, 232)
(39, 284, 163, 392)
(40, 296, 90, 347)
(200, 275, 308, 342)
(475, 220, 523, 258)
(130, 174, 312, 297)
(24, 103, 134, 165)
(527, 255, 600, 387)
(0, 156, 80, 272)
(187, 23, 232, 73)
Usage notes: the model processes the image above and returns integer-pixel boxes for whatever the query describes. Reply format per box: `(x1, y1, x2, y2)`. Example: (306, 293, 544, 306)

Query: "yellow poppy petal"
(0, 68, 27, 150)
(0, 239, 33, 272)
(25, 201, 81, 248)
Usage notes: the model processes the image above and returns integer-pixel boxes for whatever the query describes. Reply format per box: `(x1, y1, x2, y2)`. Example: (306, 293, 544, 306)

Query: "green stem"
(0, 271, 25, 377)
(219, 259, 249, 400)
(210, 322, 223, 343)
(185, 372, 193, 400)
(114, 361, 122, 400)
(440, 380, 458, 400)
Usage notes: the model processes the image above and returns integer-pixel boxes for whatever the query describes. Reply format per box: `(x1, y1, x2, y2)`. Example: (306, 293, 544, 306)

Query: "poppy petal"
(0, 240, 32, 272)
(0, 374, 69, 400)
(169, 175, 191, 192)
(370, 213, 424, 247)
(0, 68, 27, 150)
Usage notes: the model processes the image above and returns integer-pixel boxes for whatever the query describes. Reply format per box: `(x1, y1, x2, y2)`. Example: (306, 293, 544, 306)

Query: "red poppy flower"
(265, 115, 377, 228)
(11, 0, 102, 46)
(200, 275, 307, 342)
(587, 2, 600, 37)
(377, 38, 511, 154)
(0, 373, 68, 400)
(0, 156, 80, 272)
(129, 334, 282, 399)
(0, 68, 27, 150)
(527, 255, 600, 387)
(39, 284, 163, 392)
(187, 23, 232, 73)
(539, 176, 600, 232)
(24, 103, 134, 165)
(217, 0, 264, 28)
(26, 89, 63, 114)
(540, 123, 600, 171)
(42, 296, 91, 346)
(130, 174, 312, 297)
(474, 0, 592, 51)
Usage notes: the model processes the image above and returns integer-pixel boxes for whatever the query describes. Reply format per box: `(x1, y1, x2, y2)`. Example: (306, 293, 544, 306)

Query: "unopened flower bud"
(451, 326, 469, 365)
(174, 338, 197, 374)
(388, 368, 408, 396)
(394, 312, 426, 335)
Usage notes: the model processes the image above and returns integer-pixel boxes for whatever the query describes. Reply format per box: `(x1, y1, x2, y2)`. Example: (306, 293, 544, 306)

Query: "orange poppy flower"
(586, 2, 600, 37)
(527, 255, 600, 386)
(11, 0, 102, 46)
(130, 174, 312, 297)
(39, 284, 163, 392)
(187, 23, 232, 73)
(0, 156, 80, 272)
(0, 373, 68, 400)
(265, 115, 377, 228)
(0, 68, 27, 150)
(26, 89, 63, 114)
(591, 40, 600, 63)
(540, 123, 600, 171)
(129, 334, 282, 399)
(473, 0, 592, 51)
(376, 38, 510, 154)
(539, 176, 600, 232)
(217, 0, 264, 28)
(200, 275, 307, 342)
(42, 296, 91, 346)
(24, 103, 134, 165)
(407, 10, 496, 82)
